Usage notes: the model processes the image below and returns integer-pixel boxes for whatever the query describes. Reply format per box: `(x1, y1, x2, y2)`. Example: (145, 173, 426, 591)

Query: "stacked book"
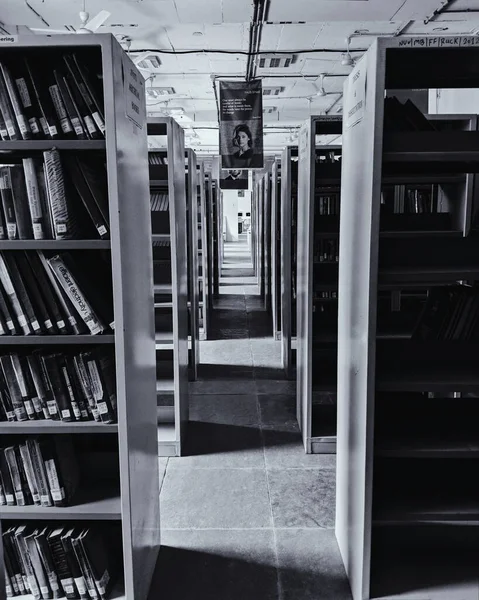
(316, 193, 340, 216)
(3, 524, 118, 599)
(0, 349, 117, 423)
(0, 53, 104, 141)
(381, 184, 440, 215)
(0, 151, 109, 240)
(148, 153, 168, 166)
(314, 238, 339, 263)
(0, 251, 113, 336)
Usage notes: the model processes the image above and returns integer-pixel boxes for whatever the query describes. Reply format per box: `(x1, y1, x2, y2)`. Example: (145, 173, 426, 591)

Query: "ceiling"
(2, 0, 479, 153)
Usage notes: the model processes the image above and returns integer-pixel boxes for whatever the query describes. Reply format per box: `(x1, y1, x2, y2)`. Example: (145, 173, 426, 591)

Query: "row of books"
(0, 436, 79, 507)
(4, 524, 117, 599)
(0, 251, 113, 336)
(0, 349, 116, 423)
(315, 151, 340, 164)
(316, 194, 340, 216)
(413, 284, 479, 341)
(381, 184, 441, 215)
(0, 150, 109, 240)
(0, 53, 105, 141)
(314, 238, 339, 263)
(148, 153, 168, 165)
(150, 193, 169, 212)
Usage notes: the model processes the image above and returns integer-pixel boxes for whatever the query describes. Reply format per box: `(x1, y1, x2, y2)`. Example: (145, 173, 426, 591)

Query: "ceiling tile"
(174, 0, 223, 23)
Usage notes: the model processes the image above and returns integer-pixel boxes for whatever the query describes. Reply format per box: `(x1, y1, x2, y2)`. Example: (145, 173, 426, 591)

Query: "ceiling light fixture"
(341, 37, 354, 67)
(193, 31, 203, 36)
(316, 74, 327, 97)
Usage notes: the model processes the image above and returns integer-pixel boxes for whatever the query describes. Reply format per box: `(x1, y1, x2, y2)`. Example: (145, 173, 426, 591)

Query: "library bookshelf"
(296, 116, 343, 455)
(0, 35, 159, 600)
(196, 162, 209, 341)
(147, 118, 188, 458)
(185, 149, 199, 380)
(336, 36, 479, 600)
(271, 158, 282, 341)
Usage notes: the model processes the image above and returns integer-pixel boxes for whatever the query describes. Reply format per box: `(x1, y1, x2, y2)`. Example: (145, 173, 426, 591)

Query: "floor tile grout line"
(257, 392, 284, 600)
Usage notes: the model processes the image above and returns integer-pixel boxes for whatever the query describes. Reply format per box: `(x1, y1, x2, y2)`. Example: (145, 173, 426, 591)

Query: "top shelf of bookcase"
(0, 140, 106, 153)
(0, 240, 111, 250)
(383, 132, 479, 164)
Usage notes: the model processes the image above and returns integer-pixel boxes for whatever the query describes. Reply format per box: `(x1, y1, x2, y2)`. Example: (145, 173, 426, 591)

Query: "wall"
(428, 88, 479, 114)
(222, 190, 239, 242)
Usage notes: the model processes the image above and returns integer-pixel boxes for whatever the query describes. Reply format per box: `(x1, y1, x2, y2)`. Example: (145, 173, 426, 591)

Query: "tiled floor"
(153, 238, 352, 599)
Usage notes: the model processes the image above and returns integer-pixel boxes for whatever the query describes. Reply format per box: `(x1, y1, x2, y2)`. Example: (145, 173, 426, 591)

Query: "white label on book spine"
(45, 319, 53, 329)
(72, 117, 84, 137)
(61, 408, 71, 419)
(14, 407, 27, 420)
(24, 400, 34, 415)
(32, 492, 40, 503)
(84, 115, 97, 136)
(81, 409, 88, 418)
(49, 125, 58, 137)
(88, 361, 103, 401)
(33, 223, 43, 237)
(71, 402, 81, 419)
(51, 489, 64, 502)
(7, 319, 14, 332)
(6, 494, 14, 503)
(56, 223, 67, 234)
(31, 319, 40, 332)
(0, 323, 4, 335)
(18, 314, 27, 327)
(7, 223, 16, 238)
(61, 578, 74, 595)
(49, 85, 73, 133)
(17, 115, 29, 136)
(58, 320, 66, 329)
(0, 226, 5, 237)
(74, 576, 87, 595)
(98, 569, 110, 594)
(92, 111, 105, 134)
(29, 118, 40, 135)
(68, 316, 77, 327)
(6, 410, 15, 420)
(15, 491, 25, 503)
(5, 121, 16, 138)
(98, 224, 107, 236)
(47, 400, 58, 415)
(32, 396, 42, 413)
(6, 584, 12, 597)
(40, 494, 50, 504)
(40, 586, 50, 596)
(27, 575, 40, 597)
(97, 401, 108, 415)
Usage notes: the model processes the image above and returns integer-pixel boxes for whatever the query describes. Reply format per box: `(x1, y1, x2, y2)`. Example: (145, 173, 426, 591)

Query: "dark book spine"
(35, 529, 62, 600)
(63, 155, 109, 239)
(0, 106, 8, 139)
(66, 54, 105, 136)
(72, 55, 105, 127)
(0, 67, 20, 140)
(41, 353, 74, 422)
(47, 531, 77, 599)
(0, 283, 17, 334)
(61, 530, 89, 600)
(4, 446, 27, 506)
(75, 157, 110, 228)
(2, 252, 39, 334)
(48, 76, 74, 138)
(27, 353, 53, 420)
(65, 356, 89, 420)
(53, 68, 87, 140)
(3, 540, 19, 596)
(0, 373, 16, 422)
(15, 527, 42, 599)
(15, 252, 55, 335)
(26, 252, 68, 334)
(71, 532, 99, 600)
(83, 351, 115, 423)
(12, 63, 43, 137)
(24, 58, 59, 139)
(26, 439, 53, 507)
(62, 70, 99, 139)
(74, 354, 100, 422)
(3, 530, 26, 594)
(0, 166, 19, 240)
(9, 164, 34, 240)
(10, 353, 37, 420)
(0, 254, 31, 335)
(18, 353, 45, 419)
(19, 443, 41, 505)
(25, 532, 52, 600)
(0, 449, 15, 505)
(0, 61, 32, 139)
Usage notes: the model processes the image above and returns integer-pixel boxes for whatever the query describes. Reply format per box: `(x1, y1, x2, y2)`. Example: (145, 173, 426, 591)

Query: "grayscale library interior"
(0, 1, 478, 599)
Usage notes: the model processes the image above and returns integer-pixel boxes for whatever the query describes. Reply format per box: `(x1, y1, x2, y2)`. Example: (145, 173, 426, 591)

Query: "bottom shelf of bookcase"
(12, 579, 126, 600)
(158, 423, 179, 457)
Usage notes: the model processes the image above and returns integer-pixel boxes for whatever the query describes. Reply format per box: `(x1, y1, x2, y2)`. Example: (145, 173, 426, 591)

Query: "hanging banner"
(219, 79, 264, 170)
(220, 169, 249, 190)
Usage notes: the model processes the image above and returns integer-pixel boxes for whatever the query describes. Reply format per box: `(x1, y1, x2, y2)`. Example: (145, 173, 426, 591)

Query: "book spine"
(0, 68, 20, 140)
(41, 354, 74, 422)
(43, 449, 67, 507)
(60, 359, 82, 421)
(35, 530, 62, 600)
(19, 443, 41, 505)
(0, 185, 5, 238)
(4, 530, 27, 594)
(0, 253, 31, 334)
(47, 254, 105, 335)
(26, 534, 52, 600)
(48, 81, 74, 137)
(27, 439, 53, 507)
(13, 69, 42, 137)
(47, 532, 77, 600)
(16, 252, 55, 335)
(0, 166, 18, 240)
(66, 55, 105, 136)
(24, 58, 59, 139)
(0, 475, 5, 504)
(0, 61, 32, 140)
(36, 251, 84, 335)
(27, 354, 53, 420)
(3, 543, 19, 596)
(15, 527, 42, 599)
(0, 106, 8, 139)
(4, 446, 26, 506)
(0, 450, 16, 505)
(63, 71, 99, 139)
(11, 353, 37, 419)
(71, 534, 99, 600)
(9, 164, 34, 240)
(61, 532, 88, 600)
(72, 54, 105, 131)
(0, 355, 28, 421)
(0, 283, 17, 334)
(43, 150, 75, 240)
(65, 356, 89, 420)
(74, 354, 100, 422)
(22, 158, 46, 239)
(2, 253, 39, 334)
(84, 353, 115, 423)
(53, 69, 86, 140)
